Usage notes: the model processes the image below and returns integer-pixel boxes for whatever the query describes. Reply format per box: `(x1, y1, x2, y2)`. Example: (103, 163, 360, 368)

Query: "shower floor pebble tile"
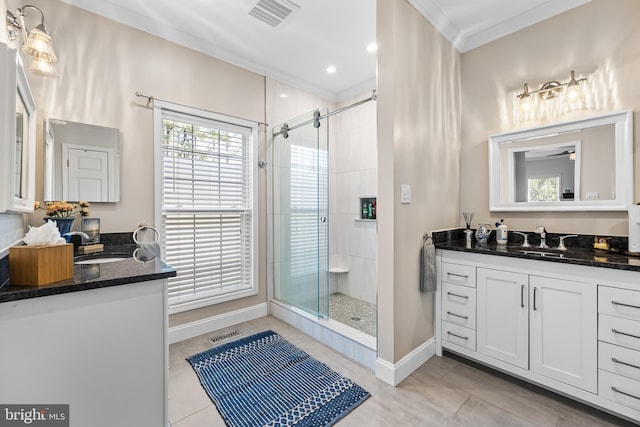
(168, 316, 634, 427)
(328, 292, 376, 337)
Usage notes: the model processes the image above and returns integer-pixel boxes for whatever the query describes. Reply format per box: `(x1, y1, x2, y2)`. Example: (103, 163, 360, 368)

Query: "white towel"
(135, 241, 162, 262)
(420, 239, 437, 293)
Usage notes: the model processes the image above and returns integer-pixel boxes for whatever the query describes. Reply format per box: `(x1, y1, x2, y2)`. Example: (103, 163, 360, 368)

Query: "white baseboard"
(375, 337, 436, 386)
(168, 303, 268, 344)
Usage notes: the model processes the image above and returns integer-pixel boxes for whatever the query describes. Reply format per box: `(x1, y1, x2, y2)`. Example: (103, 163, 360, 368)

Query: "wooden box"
(9, 244, 74, 286)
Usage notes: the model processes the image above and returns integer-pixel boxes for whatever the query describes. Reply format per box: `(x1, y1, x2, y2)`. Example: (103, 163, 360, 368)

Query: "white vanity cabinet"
(441, 262, 477, 351)
(529, 275, 597, 392)
(476, 270, 597, 391)
(477, 268, 528, 369)
(435, 249, 640, 423)
(597, 285, 640, 412)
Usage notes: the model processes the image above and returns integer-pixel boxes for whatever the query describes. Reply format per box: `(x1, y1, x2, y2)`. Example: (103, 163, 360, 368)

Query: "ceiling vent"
(248, 0, 300, 27)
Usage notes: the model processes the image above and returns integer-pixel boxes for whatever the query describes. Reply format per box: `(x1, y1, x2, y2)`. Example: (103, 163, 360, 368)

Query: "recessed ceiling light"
(366, 43, 378, 52)
(280, 93, 288, 99)
(326, 65, 336, 74)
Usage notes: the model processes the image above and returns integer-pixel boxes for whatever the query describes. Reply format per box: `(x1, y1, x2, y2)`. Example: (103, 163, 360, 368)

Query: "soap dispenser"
(496, 219, 508, 245)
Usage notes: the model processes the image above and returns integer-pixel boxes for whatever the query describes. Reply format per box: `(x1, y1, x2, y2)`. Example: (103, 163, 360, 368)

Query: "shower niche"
(358, 197, 376, 220)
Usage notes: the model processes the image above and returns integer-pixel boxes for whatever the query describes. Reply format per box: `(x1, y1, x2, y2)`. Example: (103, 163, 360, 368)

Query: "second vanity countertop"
(434, 230, 640, 273)
(0, 244, 176, 303)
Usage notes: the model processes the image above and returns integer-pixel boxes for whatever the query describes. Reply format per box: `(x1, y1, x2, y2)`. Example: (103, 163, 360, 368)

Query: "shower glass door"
(270, 110, 329, 319)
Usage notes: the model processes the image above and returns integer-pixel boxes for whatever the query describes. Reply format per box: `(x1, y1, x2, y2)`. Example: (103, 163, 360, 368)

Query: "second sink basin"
(519, 250, 565, 258)
(74, 253, 131, 264)
(75, 257, 128, 264)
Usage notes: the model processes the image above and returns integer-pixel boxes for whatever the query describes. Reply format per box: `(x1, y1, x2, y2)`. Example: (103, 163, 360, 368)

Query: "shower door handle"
(320, 217, 327, 223)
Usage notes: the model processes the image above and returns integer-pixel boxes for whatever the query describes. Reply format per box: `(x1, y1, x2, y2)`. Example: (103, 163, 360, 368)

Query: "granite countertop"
(0, 244, 176, 303)
(434, 229, 640, 273)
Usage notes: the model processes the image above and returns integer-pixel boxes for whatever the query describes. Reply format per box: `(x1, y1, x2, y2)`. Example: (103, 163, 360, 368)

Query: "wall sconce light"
(6, 5, 58, 78)
(516, 70, 587, 113)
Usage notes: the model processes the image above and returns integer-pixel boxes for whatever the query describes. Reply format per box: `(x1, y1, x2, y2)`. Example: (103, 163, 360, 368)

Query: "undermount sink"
(74, 257, 128, 264)
(519, 250, 565, 258)
(74, 253, 131, 264)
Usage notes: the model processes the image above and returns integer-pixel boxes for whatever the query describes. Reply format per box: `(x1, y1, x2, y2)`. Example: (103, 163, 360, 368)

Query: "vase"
(475, 223, 492, 244)
(44, 217, 75, 241)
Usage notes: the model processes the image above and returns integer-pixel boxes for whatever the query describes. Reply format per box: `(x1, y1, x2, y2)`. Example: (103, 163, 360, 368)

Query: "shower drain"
(350, 317, 361, 321)
(210, 330, 241, 344)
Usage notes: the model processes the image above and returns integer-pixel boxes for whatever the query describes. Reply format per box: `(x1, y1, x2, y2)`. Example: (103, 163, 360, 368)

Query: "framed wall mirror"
(489, 110, 633, 211)
(0, 46, 36, 213)
(44, 119, 120, 202)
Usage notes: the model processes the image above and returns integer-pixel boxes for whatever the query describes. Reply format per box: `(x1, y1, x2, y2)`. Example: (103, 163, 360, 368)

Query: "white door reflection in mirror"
(63, 145, 111, 201)
(45, 119, 120, 202)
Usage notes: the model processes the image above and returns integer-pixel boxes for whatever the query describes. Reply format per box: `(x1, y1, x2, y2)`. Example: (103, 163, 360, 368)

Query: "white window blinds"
(155, 104, 257, 312)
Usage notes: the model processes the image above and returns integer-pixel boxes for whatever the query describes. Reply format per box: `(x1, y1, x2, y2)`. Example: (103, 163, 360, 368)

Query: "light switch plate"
(400, 184, 411, 204)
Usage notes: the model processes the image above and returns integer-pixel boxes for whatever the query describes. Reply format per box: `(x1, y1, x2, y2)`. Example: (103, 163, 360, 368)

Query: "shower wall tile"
(364, 223, 377, 260)
(335, 173, 350, 214)
(312, 322, 332, 347)
(296, 316, 314, 337)
(364, 259, 377, 304)
(329, 91, 377, 304)
(334, 214, 351, 255)
(354, 342, 377, 371)
(331, 332, 355, 359)
(348, 171, 365, 214)
(363, 168, 377, 197)
(343, 256, 365, 299)
(350, 220, 365, 258)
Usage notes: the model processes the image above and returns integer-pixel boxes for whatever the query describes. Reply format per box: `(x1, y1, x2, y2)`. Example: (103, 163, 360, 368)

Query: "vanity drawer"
(599, 286, 640, 322)
(442, 321, 476, 351)
(599, 314, 640, 352)
(441, 262, 476, 288)
(599, 369, 640, 412)
(599, 342, 640, 382)
(442, 282, 476, 329)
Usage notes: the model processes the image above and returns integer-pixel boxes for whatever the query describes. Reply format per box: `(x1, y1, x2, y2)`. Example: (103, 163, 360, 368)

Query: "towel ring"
(133, 247, 157, 264)
(133, 224, 159, 244)
(423, 233, 433, 243)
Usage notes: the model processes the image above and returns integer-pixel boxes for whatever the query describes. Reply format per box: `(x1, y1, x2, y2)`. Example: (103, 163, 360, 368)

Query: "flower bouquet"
(35, 201, 91, 238)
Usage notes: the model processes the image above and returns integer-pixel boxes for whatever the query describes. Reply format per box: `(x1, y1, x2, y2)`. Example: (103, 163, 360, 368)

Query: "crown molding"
(408, 0, 591, 53)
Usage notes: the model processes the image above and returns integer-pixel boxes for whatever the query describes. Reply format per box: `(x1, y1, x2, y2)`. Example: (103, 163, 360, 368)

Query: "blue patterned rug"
(187, 330, 370, 426)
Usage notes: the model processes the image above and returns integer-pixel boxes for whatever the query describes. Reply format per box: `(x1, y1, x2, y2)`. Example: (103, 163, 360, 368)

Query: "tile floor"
(168, 316, 634, 426)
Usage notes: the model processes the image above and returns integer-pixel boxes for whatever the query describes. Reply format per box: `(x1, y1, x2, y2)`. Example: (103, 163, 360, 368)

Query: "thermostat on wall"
(400, 184, 411, 204)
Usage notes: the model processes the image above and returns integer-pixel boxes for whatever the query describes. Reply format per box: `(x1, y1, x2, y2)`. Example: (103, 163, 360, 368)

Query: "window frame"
(153, 101, 259, 314)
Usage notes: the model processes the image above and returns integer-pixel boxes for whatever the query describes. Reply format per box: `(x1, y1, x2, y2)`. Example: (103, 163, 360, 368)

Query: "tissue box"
(9, 244, 74, 286)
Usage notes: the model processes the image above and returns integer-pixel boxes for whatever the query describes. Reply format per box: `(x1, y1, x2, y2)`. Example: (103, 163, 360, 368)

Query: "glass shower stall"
(269, 109, 330, 320)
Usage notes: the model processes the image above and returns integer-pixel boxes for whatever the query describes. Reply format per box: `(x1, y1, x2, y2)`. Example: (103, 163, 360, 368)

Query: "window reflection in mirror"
(489, 110, 632, 212)
(512, 141, 582, 203)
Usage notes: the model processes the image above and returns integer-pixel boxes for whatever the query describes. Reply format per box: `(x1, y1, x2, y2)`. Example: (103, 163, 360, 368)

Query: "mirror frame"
(489, 110, 633, 212)
(0, 47, 36, 213)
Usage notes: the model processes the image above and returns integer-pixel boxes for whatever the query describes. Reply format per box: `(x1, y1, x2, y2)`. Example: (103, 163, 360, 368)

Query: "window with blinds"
(289, 144, 328, 278)
(155, 103, 257, 312)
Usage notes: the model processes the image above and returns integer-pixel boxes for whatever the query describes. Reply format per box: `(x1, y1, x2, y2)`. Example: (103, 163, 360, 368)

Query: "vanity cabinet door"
(529, 275, 597, 393)
(477, 268, 529, 369)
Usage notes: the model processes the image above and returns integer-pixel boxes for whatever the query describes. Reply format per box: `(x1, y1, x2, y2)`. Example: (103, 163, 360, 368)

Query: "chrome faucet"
(63, 231, 90, 243)
(556, 234, 578, 251)
(535, 226, 548, 249)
